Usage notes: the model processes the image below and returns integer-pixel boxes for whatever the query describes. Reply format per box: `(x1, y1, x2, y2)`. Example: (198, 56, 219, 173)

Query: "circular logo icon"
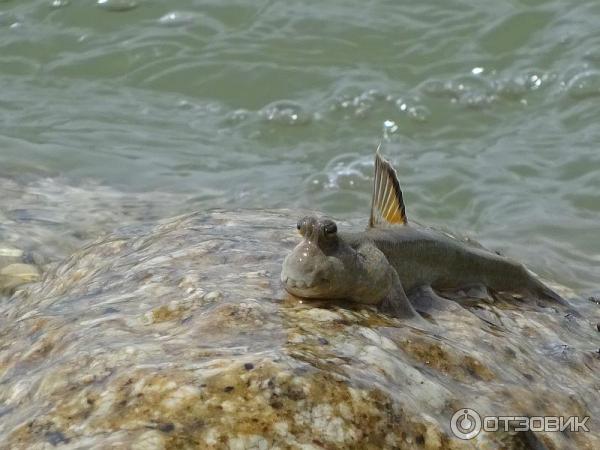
(450, 408, 482, 440)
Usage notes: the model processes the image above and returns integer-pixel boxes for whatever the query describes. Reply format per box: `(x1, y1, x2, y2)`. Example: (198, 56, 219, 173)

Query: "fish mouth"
(281, 274, 330, 295)
(281, 275, 315, 289)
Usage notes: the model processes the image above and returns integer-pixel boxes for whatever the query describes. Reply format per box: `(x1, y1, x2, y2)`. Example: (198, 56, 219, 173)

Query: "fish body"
(281, 149, 566, 317)
(341, 226, 559, 299)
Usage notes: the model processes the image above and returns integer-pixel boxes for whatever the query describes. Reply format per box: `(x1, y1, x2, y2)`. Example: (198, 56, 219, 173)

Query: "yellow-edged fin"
(369, 149, 407, 227)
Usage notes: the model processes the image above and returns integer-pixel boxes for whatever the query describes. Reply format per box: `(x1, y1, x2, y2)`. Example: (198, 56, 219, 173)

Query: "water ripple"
(97, 0, 139, 13)
(0, 0, 599, 292)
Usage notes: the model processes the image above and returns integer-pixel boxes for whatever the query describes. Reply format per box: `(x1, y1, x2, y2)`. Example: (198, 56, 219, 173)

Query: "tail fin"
(530, 278, 569, 307)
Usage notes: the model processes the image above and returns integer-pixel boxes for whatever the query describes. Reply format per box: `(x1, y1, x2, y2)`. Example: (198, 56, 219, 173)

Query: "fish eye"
(297, 217, 309, 235)
(323, 221, 337, 236)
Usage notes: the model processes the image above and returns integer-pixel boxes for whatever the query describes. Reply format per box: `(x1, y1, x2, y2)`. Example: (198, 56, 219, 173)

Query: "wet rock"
(0, 262, 40, 294)
(0, 211, 597, 449)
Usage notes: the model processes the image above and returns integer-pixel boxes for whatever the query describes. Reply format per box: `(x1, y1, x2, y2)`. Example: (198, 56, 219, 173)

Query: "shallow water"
(1, 0, 599, 292)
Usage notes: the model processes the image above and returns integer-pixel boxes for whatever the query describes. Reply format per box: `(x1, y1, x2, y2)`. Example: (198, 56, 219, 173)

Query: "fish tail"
(530, 278, 569, 306)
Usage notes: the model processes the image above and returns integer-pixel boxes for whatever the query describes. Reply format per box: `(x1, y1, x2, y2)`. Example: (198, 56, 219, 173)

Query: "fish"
(280, 148, 568, 318)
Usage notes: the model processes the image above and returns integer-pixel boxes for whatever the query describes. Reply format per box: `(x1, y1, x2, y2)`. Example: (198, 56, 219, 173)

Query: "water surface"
(1, 0, 599, 292)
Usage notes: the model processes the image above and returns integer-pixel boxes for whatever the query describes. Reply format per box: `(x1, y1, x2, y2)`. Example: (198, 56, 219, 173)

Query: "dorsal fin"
(369, 148, 407, 227)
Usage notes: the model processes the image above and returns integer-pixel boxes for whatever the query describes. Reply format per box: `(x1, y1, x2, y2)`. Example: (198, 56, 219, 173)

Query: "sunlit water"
(1, 0, 599, 293)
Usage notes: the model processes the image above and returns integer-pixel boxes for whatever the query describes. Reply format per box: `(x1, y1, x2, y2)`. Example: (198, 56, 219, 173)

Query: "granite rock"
(0, 211, 598, 449)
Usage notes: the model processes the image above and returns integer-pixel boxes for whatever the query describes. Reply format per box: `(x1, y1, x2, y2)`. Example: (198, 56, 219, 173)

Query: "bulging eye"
(323, 221, 337, 235)
(297, 218, 308, 235)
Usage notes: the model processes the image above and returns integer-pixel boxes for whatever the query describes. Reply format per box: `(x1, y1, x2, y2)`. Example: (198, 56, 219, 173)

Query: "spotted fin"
(369, 148, 407, 227)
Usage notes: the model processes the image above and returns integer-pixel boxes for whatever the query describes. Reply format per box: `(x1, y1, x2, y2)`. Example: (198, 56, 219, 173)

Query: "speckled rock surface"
(0, 211, 598, 449)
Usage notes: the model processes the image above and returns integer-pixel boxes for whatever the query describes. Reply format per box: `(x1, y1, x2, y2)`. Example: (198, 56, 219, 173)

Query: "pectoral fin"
(369, 148, 407, 227)
(378, 268, 419, 319)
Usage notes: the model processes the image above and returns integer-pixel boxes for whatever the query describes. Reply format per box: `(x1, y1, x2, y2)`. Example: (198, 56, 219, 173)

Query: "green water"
(1, 0, 599, 292)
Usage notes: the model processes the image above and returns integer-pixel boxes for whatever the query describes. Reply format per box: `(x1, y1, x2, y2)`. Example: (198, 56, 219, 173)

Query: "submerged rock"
(0, 175, 195, 296)
(0, 211, 598, 449)
(0, 262, 40, 294)
(0, 243, 41, 295)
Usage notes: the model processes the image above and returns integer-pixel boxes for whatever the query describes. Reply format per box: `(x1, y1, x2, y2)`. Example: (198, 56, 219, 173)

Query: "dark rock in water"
(0, 211, 598, 449)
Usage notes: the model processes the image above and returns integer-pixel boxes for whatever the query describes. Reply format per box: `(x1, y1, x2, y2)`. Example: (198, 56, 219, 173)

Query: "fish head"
(281, 215, 360, 299)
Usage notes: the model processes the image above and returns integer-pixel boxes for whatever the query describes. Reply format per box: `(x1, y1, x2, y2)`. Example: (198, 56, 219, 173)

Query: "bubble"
(176, 100, 194, 110)
(224, 109, 250, 125)
(566, 71, 600, 99)
(394, 95, 430, 121)
(331, 89, 386, 118)
(396, 98, 408, 111)
(305, 173, 328, 192)
(259, 100, 311, 126)
(527, 74, 542, 90)
(51, 0, 69, 8)
(97, 0, 139, 12)
(158, 11, 197, 26)
(493, 71, 554, 101)
(321, 154, 372, 190)
(407, 105, 430, 121)
(494, 78, 527, 99)
(333, 172, 365, 190)
(420, 79, 448, 96)
(383, 119, 398, 134)
(459, 92, 496, 109)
